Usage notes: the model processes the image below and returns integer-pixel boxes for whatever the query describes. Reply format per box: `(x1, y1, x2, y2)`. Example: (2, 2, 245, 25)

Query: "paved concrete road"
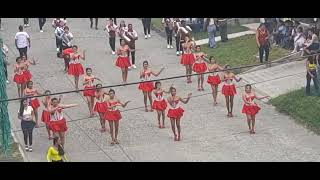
(1, 18, 320, 162)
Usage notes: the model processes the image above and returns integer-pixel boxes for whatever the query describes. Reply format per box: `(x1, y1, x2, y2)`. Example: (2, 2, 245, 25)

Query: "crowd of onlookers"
(263, 18, 320, 55)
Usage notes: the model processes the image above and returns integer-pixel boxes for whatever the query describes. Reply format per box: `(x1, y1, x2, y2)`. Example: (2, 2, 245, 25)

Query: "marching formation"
(7, 18, 269, 161)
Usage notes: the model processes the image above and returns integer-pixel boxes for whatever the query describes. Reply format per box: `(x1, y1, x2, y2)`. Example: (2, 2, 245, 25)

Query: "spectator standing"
(23, 18, 29, 27)
(204, 18, 217, 48)
(104, 19, 118, 54)
(142, 18, 152, 39)
(162, 18, 174, 49)
(90, 18, 98, 30)
(38, 18, 46, 32)
(256, 23, 270, 64)
(305, 56, 319, 95)
(126, 24, 138, 69)
(53, 19, 65, 53)
(15, 25, 31, 58)
(18, 98, 36, 152)
(218, 18, 228, 42)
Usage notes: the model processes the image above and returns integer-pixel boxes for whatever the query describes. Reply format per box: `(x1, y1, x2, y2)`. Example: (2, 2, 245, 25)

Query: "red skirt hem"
(207, 75, 221, 85)
(94, 102, 108, 113)
(23, 70, 32, 82)
(242, 105, 261, 115)
(49, 119, 68, 132)
(115, 57, 131, 68)
(193, 63, 207, 73)
(222, 84, 237, 96)
(104, 110, 122, 121)
(83, 86, 95, 97)
(180, 54, 195, 65)
(138, 82, 154, 92)
(30, 99, 40, 110)
(152, 100, 167, 111)
(41, 110, 51, 124)
(13, 74, 26, 84)
(68, 63, 84, 76)
(167, 107, 184, 119)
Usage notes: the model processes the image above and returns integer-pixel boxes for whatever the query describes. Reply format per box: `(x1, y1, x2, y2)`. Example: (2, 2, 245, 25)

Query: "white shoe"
(25, 146, 28, 151)
(167, 45, 170, 49)
(170, 45, 174, 49)
(144, 35, 148, 39)
(180, 51, 183, 54)
(112, 51, 116, 55)
(40, 30, 43, 33)
(132, 64, 137, 69)
(26, 24, 30, 27)
(148, 34, 151, 38)
(176, 51, 180, 55)
(56, 48, 60, 52)
(24, 24, 27, 27)
(6, 80, 9, 84)
(28, 147, 32, 152)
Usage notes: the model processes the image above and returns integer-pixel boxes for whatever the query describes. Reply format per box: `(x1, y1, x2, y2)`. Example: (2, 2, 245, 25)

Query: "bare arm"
(180, 93, 192, 104)
(233, 74, 242, 82)
(60, 104, 78, 109)
(80, 50, 86, 60)
(151, 67, 165, 77)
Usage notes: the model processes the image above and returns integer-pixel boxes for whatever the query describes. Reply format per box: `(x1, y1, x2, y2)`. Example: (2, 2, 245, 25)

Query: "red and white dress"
(222, 78, 237, 96)
(167, 99, 184, 119)
(13, 64, 25, 84)
(242, 95, 261, 115)
(22, 61, 32, 82)
(68, 54, 84, 76)
(138, 71, 154, 92)
(192, 59, 207, 73)
(115, 46, 131, 68)
(41, 97, 51, 125)
(83, 76, 96, 97)
(207, 66, 221, 85)
(104, 101, 122, 121)
(49, 107, 68, 132)
(152, 91, 167, 111)
(93, 93, 108, 113)
(180, 46, 195, 66)
(24, 88, 40, 110)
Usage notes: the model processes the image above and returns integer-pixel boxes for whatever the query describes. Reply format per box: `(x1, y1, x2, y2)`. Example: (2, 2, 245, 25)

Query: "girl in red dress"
(116, 39, 131, 83)
(21, 55, 37, 83)
(104, 89, 130, 145)
(83, 68, 102, 117)
(152, 81, 171, 128)
(242, 84, 269, 134)
(68, 45, 86, 91)
(94, 84, 109, 132)
(41, 90, 62, 140)
(13, 57, 26, 97)
(167, 87, 192, 141)
(139, 60, 165, 112)
(193, 45, 208, 91)
(207, 56, 224, 105)
(24, 80, 42, 127)
(48, 98, 78, 147)
(180, 36, 196, 83)
(221, 65, 242, 117)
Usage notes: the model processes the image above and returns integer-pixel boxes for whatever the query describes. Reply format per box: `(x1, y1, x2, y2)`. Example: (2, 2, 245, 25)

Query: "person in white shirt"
(18, 98, 35, 152)
(291, 26, 305, 54)
(15, 25, 30, 58)
(54, 20, 65, 53)
(104, 19, 118, 54)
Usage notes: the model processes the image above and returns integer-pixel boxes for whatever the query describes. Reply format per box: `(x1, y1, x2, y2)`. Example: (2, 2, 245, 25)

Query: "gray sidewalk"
(1, 18, 320, 162)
